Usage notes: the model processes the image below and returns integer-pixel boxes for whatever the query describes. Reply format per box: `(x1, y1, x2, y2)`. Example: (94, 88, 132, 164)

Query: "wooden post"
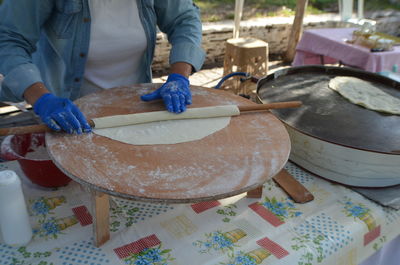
(284, 0, 308, 63)
(92, 191, 110, 247)
(341, 0, 354, 20)
(233, 0, 245, 38)
(357, 0, 364, 19)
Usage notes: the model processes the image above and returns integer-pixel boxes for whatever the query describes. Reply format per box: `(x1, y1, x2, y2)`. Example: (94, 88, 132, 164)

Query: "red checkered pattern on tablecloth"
(72, 206, 93, 226)
(257, 237, 289, 259)
(364, 225, 381, 246)
(114, 234, 161, 259)
(191, 201, 221, 213)
(248, 202, 285, 227)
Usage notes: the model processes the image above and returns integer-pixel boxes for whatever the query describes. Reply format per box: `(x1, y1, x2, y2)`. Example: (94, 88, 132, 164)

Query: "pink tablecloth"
(292, 28, 400, 72)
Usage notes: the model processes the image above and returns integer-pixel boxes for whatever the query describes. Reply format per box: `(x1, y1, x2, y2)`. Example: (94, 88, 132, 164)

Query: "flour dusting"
(45, 86, 290, 201)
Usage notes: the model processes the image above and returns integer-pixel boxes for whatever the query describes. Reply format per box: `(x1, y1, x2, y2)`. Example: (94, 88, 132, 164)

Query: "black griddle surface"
(257, 66, 400, 154)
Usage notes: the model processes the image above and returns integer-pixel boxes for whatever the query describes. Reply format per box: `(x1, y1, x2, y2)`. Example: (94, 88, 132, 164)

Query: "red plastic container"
(0, 133, 71, 188)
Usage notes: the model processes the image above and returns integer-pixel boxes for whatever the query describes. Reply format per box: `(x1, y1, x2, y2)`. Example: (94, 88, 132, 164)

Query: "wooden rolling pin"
(0, 101, 301, 136)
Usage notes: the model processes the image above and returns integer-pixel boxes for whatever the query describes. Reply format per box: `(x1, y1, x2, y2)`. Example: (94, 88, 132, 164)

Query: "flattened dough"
(329, 76, 400, 115)
(92, 105, 240, 145)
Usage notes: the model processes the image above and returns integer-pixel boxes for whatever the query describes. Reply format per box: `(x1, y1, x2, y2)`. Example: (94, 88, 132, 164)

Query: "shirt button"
(80, 53, 85, 58)
(83, 17, 90, 23)
(74, 78, 80, 82)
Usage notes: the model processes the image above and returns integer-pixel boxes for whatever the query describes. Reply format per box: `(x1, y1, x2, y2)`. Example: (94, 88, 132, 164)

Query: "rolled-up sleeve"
(155, 0, 205, 72)
(2, 64, 43, 100)
(0, 0, 53, 101)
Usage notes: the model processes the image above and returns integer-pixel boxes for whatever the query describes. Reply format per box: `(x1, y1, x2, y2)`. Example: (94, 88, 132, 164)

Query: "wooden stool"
(223, 38, 269, 95)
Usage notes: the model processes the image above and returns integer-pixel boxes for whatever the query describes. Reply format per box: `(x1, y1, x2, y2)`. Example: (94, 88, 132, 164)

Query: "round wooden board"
(46, 84, 290, 203)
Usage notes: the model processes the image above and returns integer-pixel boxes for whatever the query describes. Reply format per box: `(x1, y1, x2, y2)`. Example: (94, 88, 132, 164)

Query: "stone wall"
(152, 12, 400, 73)
(199, 20, 347, 68)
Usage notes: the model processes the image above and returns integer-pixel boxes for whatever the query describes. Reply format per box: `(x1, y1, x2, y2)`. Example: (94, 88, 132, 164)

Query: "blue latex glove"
(140, 73, 191, 113)
(33, 93, 92, 134)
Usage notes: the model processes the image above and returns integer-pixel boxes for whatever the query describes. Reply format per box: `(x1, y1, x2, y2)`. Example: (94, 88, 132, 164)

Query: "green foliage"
(194, 0, 338, 10)
(309, 0, 337, 10)
(365, 0, 400, 10)
(195, 0, 400, 22)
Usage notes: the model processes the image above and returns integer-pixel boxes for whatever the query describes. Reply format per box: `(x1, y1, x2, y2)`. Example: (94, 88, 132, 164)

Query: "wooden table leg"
(91, 191, 110, 247)
(273, 169, 314, 203)
(247, 186, 263, 198)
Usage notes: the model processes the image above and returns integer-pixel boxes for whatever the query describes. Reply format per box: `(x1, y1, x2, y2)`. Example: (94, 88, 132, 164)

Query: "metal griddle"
(256, 65, 400, 154)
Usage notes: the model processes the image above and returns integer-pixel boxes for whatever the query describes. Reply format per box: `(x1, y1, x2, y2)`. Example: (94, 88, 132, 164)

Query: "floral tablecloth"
(0, 160, 399, 265)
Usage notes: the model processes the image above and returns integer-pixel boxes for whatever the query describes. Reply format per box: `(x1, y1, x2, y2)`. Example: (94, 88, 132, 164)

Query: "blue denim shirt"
(0, 0, 205, 102)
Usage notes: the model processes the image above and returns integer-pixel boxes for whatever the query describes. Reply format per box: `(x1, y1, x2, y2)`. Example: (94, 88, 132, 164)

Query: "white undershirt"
(83, 0, 147, 93)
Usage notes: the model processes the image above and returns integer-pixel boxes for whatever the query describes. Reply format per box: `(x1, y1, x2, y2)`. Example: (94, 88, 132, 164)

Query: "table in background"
(293, 27, 400, 72)
(0, 160, 399, 265)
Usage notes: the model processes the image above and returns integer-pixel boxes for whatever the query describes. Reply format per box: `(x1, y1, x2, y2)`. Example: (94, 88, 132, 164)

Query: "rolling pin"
(0, 101, 301, 136)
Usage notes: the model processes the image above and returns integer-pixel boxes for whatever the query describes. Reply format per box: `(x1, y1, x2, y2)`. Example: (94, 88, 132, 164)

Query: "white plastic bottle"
(0, 170, 32, 245)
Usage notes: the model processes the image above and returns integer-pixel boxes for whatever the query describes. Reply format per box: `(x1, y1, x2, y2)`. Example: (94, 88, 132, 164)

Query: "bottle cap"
(0, 170, 19, 186)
